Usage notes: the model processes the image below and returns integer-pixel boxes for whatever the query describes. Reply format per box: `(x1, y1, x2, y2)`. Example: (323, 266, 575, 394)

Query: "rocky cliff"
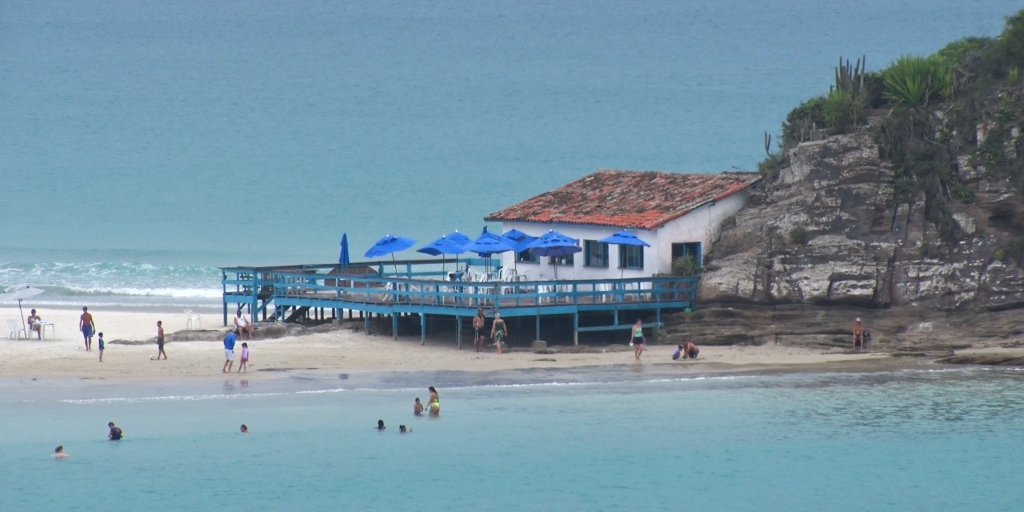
(700, 129, 1024, 311)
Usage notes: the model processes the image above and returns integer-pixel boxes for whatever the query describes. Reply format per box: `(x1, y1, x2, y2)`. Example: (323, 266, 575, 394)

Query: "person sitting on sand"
(853, 317, 865, 349)
(234, 311, 254, 340)
(672, 344, 683, 360)
(427, 387, 440, 416)
(27, 309, 42, 339)
(53, 445, 69, 459)
(108, 422, 123, 441)
(682, 341, 699, 359)
(490, 313, 507, 354)
(376, 419, 386, 430)
(240, 424, 249, 434)
(413, 398, 424, 416)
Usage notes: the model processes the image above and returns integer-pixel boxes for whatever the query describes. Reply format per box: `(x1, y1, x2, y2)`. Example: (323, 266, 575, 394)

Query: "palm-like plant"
(882, 55, 951, 105)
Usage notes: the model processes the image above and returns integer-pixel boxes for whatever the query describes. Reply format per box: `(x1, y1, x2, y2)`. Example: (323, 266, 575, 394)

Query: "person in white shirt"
(234, 310, 254, 340)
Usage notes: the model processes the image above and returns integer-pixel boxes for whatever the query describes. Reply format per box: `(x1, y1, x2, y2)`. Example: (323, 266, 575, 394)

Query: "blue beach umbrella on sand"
(599, 230, 650, 277)
(527, 230, 581, 279)
(339, 233, 351, 266)
(365, 235, 417, 275)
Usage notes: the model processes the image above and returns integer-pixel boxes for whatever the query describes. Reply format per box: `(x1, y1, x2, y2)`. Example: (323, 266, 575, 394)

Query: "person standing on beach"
(222, 330, 237, 373)
(155, 321, 167, 360)
(238, 342, 249, 373)
(79, 307, 95, 351)
(490, 313, 507, 354)
(853, 317, 865, 349)
(97, 332, 105, 362)
(427, 387, 440, 416)
(630, 319, 646, 362)
(472, 308, 486, 353)
(234, 310, 254, 340)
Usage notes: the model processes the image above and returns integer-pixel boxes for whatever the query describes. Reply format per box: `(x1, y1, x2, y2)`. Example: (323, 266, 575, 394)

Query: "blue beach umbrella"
(339, 233, 351, 266)
(502, 229, 537, 272)
(444, 230, 471, 247)
(599, 230, 650, 277)
(365, 234, 417, 275)
(527, 230, 581, 279)
(463, 232, 515, 277)
(417, 235, 467, 274)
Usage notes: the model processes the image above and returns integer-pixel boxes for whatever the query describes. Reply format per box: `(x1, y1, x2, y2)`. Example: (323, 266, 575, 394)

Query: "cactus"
(764, 132, 773, 156)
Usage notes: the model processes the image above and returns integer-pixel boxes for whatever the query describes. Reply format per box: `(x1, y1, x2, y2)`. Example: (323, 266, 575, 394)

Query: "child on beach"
(414, 398, 423, 416)
(238, 343, 249, 373)
(97, 332, 105, 362)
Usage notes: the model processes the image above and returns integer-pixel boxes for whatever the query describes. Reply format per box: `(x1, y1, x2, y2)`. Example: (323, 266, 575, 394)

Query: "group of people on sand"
(76, 306, 171, 363)
(630, 318, 700, 363)
(472, 308, 508, 354)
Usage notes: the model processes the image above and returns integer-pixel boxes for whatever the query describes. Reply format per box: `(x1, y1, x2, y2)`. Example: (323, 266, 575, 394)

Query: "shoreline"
(2, 305, 1016, 385)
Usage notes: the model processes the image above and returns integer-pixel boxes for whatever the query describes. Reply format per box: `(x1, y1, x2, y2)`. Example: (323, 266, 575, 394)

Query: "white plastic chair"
(7, 319, 26, 340)
(184, 309, 201, 330)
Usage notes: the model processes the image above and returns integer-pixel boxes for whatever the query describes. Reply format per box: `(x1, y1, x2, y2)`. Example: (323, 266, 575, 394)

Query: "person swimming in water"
(376, 419, 386, 430)
(427, 387, 440, 416)
(413, 398, 424, 416)
(108, 422, 123, 441)
(240, 424, 249, 434)
(52, 445, 69, 459)
(399, 425, 411, 433)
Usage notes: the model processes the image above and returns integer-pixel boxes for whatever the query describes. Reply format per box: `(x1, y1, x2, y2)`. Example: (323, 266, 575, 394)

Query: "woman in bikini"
(427, 386, 440, 416)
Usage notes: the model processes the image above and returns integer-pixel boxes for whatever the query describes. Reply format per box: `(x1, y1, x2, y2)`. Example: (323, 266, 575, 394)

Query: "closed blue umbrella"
(502, 229, 537, 272)
(365, 235, 417, 275)
(444, 230, 471, 247)
(599, 230, 650, 277)
(527, 230, 581, 279)
(339, 233, 351, 266)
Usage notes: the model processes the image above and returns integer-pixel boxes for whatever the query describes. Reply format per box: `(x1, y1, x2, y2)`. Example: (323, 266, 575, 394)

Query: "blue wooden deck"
(221, 259, 697, 345)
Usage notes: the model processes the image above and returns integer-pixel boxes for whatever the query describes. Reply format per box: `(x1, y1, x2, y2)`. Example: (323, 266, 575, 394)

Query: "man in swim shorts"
(682, 341, 699, 359)
(472, 308, 486, 353)
(852, 317, 865, 349)
(222, 330, 237, 373)
(490, 313, 507, 355)
(80, 306, 95, 351)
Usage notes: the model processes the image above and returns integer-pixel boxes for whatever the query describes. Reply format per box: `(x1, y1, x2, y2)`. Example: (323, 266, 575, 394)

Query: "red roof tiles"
(485, 169, 761, 230)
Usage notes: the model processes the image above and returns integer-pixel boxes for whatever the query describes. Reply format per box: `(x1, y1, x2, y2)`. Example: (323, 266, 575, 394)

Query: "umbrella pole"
(18, 299, 25, 330)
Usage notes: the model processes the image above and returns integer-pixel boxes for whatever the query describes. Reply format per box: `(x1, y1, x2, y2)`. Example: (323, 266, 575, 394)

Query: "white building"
(485, 169, 761, 280)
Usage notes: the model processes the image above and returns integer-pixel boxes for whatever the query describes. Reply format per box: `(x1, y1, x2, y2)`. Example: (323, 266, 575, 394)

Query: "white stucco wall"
(496, 189, 749, 280)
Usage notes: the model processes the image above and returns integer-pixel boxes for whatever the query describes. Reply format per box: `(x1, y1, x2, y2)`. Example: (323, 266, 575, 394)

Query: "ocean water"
(0, 0, 1020, 305)
(1, 366, 1022, 511)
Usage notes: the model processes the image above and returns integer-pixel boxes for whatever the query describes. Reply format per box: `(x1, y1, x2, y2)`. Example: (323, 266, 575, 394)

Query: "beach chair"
(7, 319, 26, 340)
(184, 309, 201, 330)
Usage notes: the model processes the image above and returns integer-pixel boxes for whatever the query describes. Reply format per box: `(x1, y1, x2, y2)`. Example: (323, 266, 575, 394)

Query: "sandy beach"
(0, 305, 928, 381)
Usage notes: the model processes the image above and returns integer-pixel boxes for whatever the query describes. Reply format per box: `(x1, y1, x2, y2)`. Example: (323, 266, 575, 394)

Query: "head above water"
(240, 424, 248, 433)
(399, 425, 407, 432)
(108, 422, 115, 428)
(428, 386, 437, 393)
(55, 445, 63, 453)
(377, 419, 385, 428)
(415, 398, 421, 403)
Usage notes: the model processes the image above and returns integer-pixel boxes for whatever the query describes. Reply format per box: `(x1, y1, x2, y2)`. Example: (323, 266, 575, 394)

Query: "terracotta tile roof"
(485, 169, 761, 230)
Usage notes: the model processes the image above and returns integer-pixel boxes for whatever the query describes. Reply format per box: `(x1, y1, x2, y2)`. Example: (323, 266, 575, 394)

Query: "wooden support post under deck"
(535, 314, 540, 341)
(364, 314, 370, 335)
(222, 301, 228, 327)
(456, 316, 462, 349)
(420, 313, 426, 345)
(573, 312, 579, 346)
(392, 314, 398, 340)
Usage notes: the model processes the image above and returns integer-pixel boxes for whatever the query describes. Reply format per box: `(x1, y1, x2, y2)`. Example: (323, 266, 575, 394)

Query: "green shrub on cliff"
(882, 55, 951, 106)
(671, 255, 700, 276)
(991, 10, 1024, 70)
(822, 89, 861, 132)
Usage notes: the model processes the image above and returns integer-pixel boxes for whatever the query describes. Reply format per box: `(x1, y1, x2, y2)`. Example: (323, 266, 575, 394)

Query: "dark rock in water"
(935, 354, 1024, 366)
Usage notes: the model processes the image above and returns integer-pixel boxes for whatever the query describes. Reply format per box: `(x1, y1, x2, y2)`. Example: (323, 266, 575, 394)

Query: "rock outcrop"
(700, 129, 1024, 311)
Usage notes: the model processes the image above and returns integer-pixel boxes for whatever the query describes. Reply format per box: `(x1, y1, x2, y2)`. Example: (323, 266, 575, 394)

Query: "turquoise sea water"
(1, 0, 1021, 304)
(2, 367, 1023, 511)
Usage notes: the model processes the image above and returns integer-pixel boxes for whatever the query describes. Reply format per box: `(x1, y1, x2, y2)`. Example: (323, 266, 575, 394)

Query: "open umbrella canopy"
(339, 233, 351, 265)
(527, 230, 582, 257)
(463, 232, 515, 257)
(364, 235, 417, 258)
(598, 230, 651, 247)
(444, 230, 471, 247)
(503, 229, 537, 252)
(417, 236, 468, 256)
(0, 284, 45, 329)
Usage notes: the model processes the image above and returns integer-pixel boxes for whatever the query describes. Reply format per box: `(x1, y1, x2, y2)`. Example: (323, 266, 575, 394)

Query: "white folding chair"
(7, 319, 26, 340)
(184, 309, 202, 330)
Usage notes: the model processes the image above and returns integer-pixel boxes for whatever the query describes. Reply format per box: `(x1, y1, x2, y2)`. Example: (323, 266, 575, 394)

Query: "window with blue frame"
(584, 240, 609, 267)
(619, 245, 644, 269)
